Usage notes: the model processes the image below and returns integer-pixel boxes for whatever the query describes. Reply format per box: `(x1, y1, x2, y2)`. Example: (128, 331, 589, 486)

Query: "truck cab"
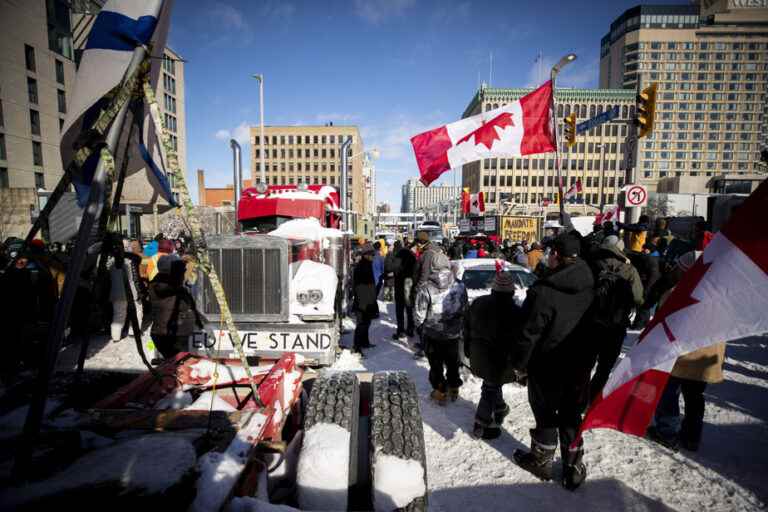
(188, 184, 348, 366)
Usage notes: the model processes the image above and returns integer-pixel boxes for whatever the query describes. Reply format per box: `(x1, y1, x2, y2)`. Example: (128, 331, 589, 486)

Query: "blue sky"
(168, 0, 680, 211)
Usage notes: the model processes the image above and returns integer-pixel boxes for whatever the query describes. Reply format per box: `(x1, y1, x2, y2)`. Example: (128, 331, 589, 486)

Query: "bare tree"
(644, 195, 670, 220)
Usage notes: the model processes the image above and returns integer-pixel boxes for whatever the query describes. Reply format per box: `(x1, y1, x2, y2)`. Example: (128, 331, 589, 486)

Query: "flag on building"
(469, 192, 485, 215)
(60, 0, 176, 207)
(576, 179, 768, 444)
(410, 81, 556, 186)
(461, 188, 471, 214)
(563, 180, 582, 202)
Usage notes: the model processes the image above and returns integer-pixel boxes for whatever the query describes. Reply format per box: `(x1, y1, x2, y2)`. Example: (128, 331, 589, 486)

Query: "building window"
(25, 44, 36, 71)
(57, 89, 66, 113)
(0, 167, 8, 188)
(55, 59, 65, 84)
(0, 134, 6, 160)
(163, 55, 175, 75)
(32, 141, 43, 166)
(27, 77, 38, 104)
(0, 99, 4, 127)
(30, 109, 41, 135)
(34, 171, 45, 189)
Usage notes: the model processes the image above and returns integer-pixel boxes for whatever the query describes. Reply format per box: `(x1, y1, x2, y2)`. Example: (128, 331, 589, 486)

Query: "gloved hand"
(513, 368, 528, 387)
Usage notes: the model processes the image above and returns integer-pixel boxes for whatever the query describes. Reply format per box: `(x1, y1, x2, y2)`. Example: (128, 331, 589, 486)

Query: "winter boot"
(562, 444, 587, 491)
(430, 386, 447, 405)
(471, 422, 501, 440)
(447, 387, 460, 402)
(494, 403, 510, 424)
(513, 435, 556, 481)
(646, 425, 679, 452)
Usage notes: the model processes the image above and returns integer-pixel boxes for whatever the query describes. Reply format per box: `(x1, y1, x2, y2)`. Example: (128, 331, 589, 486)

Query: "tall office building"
(0, 0, 186, 239)
(401, 178, 461, 213)
(250, 125, 367, 219)
(600, 2, 768, 191)
(461, 87, 636, 213)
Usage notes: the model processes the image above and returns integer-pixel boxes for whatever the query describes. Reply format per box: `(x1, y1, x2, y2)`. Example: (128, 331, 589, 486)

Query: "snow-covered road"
(334, 301, 768, 512)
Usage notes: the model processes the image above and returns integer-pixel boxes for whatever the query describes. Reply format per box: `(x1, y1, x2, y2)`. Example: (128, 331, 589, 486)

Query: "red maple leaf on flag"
(457, 112, 515, 150)
(639, 257, 712, 344)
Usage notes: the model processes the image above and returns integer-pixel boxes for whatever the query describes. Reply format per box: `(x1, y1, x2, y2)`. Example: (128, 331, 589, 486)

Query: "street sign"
(624, 184, 648, 207)
(576, 106, 619, 135)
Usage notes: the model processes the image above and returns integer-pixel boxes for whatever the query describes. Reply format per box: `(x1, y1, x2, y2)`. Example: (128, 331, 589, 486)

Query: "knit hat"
(359, 243, 375, 255)
(601, 235, 625, 252)
(158, 239, 174, 254)
(553, 233, 580, 258)
(676, 250, 702, 272)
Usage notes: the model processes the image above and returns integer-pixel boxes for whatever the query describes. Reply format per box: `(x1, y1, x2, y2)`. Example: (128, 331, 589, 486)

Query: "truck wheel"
(297, 371, 360, 511)
(370, 371, 428, 512)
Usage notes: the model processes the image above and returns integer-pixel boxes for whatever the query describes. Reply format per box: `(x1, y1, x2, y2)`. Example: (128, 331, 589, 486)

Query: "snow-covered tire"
(370, 371, 428, 512)
(298, 371, 360, 510)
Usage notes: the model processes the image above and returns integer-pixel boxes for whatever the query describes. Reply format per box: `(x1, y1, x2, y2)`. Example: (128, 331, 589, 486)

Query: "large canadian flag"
(576, 180, 768, 444)
(469, 192, 485, 215)
(411, 81, 556, 186)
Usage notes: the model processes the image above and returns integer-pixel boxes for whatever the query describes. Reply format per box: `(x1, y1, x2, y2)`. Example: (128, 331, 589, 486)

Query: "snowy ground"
(334, 301, 768, 512)
(47, 302, 768, 511)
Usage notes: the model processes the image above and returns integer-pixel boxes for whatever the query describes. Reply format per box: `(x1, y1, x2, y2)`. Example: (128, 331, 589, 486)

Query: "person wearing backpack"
(586, 235, 644, 403)
(413, 250, 468, 404)
(392, 240, 417, 340)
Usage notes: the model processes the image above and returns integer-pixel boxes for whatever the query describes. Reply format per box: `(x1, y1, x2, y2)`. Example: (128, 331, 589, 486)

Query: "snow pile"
(185, 391, 237, 412)
(155, 389, 194, 410)
(373, 454, 426, 511)
(227, 496, 301, 511)
(296, 422, 351, 510)
(330, 349, 366, 371)
(0, 435, 197, 508)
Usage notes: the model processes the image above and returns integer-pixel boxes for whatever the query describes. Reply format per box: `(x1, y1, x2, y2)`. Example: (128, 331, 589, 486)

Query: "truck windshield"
(241, 215, 295, 233)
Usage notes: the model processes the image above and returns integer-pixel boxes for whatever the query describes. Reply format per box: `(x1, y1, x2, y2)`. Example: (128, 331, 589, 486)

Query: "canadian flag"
(595, 205, 621, 225)
(411, 81, 556, 186)
(563, 180, 583, 202)
(576, 180, 768, 444)
(470, 192, 485, 215)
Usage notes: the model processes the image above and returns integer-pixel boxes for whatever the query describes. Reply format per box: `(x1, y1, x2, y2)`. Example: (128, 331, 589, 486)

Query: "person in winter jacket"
(647, 251, 723, 452)
(511, 233, 595, 491)
(464, 266, 524, 439)
(372, 241, 385, 297)
(352, 244, 379, 352)
(413, 251, 468, 404)
(412, 231, 441, 290)
(526, 242, 545, 270)
(392, 241, 417, 339)
(585, 236, 644, 403)
(619, 214, 650, 253)
(627, 242, 662, 329)
(149, 257, 203, 359)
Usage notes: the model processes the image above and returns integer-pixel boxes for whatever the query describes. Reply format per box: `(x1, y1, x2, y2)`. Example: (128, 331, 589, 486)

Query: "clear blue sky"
(168, 0, 681, 211)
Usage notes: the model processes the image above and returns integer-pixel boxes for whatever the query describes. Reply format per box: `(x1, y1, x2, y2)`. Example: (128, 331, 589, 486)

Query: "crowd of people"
(0, 233, 201, 383)
(350, 216, 720, 491)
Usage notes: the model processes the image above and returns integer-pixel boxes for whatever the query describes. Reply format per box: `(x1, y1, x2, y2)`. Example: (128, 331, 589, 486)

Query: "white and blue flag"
(61, 0, 176, 207)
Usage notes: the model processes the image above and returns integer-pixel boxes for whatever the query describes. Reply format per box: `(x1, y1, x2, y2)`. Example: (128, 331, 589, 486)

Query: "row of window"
(163, 73, 176, 95)
(263, 162, 353, 172)
(635, 41, 767, 51)
(633, 62, 766, 72)
(642, 161, 754, 171)
(628, 52, 764, 63)
(483, 190, 617, 206)
(654, 111, 760, 122)
(639, 72, 768, 86)
(646, 141, 758, 151)
(255, 134, 355, 146)
(164, 113, 178, 133)
(163, 94, 177, 114)
(162, 55, 176, 76)
(255, 148, 343, 159)
(0, 167, 52, 189)
(266, 175, 338, 186)
(26, 77, 67, 114)
(483, 174, 625, 189)
(644, 150, 756, 161)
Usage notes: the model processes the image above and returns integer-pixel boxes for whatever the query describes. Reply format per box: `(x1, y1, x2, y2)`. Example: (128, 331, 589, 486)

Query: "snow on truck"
(188, 184, 349, 367)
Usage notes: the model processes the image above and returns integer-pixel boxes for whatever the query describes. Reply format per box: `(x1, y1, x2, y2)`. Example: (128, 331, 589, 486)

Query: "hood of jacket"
(596, 245, 629, 264)
(539, 258, 593, 295)
(429, 267, 454, 290)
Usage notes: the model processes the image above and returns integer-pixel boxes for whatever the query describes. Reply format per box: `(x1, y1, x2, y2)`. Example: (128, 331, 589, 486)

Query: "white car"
(451, 259, 536, 306)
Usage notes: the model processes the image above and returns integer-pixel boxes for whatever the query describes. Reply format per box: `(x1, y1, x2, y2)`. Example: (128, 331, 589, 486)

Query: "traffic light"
(636, 83, 657, 139)
(563, 113, 577, 148)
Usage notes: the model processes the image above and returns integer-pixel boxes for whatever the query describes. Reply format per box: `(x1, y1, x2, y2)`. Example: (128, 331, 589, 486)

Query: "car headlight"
(297, 289, 323, 305)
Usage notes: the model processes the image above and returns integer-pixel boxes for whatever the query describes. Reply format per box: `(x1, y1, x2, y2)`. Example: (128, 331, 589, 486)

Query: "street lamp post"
(550, 53, 577, 223)
(252, 74, 266, 184)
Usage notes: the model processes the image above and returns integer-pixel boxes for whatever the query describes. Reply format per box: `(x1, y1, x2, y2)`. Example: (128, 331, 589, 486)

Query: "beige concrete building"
(461, 87, 636, 214)
(401, 178, 461, 213)
(0, 0, 186, 239)
(249, 125, 367, 219)
(600, 1, 768, 191)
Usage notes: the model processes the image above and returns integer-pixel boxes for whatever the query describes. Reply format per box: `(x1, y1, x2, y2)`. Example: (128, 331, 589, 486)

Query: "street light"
(550, 53, 577, 223)
(252, 74, 265, 185)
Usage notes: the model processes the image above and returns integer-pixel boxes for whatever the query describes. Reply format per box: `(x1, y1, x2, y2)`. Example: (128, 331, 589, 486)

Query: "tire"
(299, 371, 360, 510)
(370, 371, 428, 512)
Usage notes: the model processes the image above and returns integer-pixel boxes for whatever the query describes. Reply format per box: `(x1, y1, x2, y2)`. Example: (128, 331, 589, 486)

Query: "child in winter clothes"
(413, 252, 468, 404)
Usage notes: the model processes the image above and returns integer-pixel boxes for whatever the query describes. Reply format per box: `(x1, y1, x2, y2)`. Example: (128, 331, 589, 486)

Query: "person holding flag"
(509, 233, 595, 490)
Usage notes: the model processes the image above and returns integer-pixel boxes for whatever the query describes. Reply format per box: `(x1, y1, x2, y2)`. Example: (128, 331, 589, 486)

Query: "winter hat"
(553, 233, 580, 258)
(158, 239, 174, 254)
(601, 235, 625, 252)
(492, 259, 517, 292)
(676, 250, 702, 272)
(359, 243, 375, 255)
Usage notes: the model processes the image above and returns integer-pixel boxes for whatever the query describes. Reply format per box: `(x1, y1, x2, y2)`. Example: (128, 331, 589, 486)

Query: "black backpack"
(592, 266, 634, 327)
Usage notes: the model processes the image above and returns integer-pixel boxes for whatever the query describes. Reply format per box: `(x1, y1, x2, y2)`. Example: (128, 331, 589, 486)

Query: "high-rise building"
(376, 202, 391, 214)
(600, 2, 768, 191)
(250, 125, 367, 219)
(461, 87, 635, 213)
(401, 178, 461, 213)
(0, 0, 186, 239)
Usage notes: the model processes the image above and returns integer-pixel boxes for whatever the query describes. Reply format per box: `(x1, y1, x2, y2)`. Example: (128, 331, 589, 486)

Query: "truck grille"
(200, 236, 290, 322)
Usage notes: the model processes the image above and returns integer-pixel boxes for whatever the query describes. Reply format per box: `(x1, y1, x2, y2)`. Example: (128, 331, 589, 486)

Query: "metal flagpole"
(14, 46, 150, 478)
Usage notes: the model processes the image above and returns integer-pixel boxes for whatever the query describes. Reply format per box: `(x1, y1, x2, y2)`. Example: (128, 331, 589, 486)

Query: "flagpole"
(14, 45, 151, 479)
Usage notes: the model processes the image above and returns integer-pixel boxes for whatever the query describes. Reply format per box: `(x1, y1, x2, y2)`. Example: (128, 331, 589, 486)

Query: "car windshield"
(462, 268, 536, 290)
(240, 215, 294, 233)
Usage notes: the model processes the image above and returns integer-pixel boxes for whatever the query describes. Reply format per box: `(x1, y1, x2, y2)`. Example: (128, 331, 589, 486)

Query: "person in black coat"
(511, 233, 595, 491)
(627, 244, 661, 329)
(392, 241, 417, 339)
(352, 244, 378, 352)
(464, 269, 524, 439)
